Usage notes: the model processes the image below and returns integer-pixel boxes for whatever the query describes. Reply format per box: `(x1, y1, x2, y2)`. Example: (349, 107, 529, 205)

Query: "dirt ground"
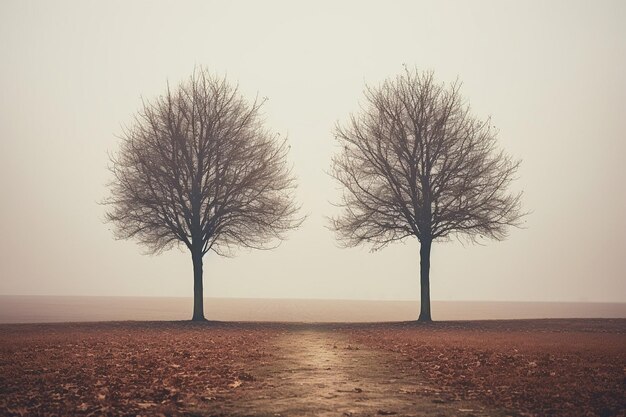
(343, 319, 626, 417)
(0, 319, 624, 417)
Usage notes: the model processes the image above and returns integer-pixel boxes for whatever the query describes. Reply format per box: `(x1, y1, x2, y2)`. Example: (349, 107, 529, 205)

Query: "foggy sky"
(1, 0, 624, 303)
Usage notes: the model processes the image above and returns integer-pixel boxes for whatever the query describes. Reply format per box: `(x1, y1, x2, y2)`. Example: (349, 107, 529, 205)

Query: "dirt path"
(207, 328, 507, 417)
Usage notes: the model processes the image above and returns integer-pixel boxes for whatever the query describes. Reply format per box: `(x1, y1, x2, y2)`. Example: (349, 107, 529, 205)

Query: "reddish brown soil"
(0, 321, 280, 416)
(345, 319, 626, 417)
(0, 319, 624, 417)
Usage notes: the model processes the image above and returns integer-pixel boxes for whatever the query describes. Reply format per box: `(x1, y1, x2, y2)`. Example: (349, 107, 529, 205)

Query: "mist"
(1, 0, 624, 303)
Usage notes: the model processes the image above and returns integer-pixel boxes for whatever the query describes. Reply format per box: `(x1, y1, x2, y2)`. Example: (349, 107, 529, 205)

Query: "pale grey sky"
(1, 0, 624, 302)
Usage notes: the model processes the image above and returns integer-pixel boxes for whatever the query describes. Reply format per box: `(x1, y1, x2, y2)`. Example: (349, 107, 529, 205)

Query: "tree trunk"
(418, 239, 432, 322)
(191, 250, 205, 321)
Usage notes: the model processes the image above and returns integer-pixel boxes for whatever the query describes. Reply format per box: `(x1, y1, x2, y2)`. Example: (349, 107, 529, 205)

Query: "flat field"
(0, 319, 624, 417)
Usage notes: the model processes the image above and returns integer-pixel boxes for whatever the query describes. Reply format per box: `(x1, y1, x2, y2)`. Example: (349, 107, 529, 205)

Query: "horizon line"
(0, 294, 624, 305)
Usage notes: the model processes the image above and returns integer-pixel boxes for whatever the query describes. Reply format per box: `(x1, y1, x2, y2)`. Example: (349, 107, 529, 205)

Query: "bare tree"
(105, 68, 301, 321)
(331, 68, 524, 322)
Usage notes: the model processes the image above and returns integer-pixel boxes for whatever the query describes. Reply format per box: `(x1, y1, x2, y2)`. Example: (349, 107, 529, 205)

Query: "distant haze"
(0, 1, 624, 303)
(1, 296, 625, 324)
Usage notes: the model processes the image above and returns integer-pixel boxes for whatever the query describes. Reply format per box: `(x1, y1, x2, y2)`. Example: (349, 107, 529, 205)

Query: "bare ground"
(205, 328, 503, 417)
(343, 319, 626, 417)
(0, 319, 624, 417)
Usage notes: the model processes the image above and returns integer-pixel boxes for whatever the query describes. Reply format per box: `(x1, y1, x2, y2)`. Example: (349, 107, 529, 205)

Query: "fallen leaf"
(228, 379, 242, 389)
